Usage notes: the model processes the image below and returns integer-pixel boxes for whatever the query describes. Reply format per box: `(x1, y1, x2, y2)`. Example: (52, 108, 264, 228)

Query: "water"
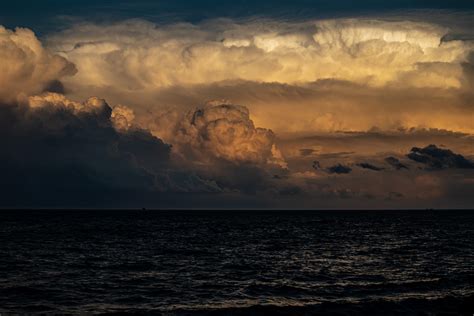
(0, 210, 473, 315)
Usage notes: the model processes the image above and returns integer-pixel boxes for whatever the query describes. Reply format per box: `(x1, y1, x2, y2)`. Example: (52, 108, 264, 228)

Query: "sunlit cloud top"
(47, 19, 473, 90)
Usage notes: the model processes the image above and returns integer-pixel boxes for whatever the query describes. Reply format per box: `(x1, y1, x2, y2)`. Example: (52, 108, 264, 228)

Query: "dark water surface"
(0, 210, 473, 315)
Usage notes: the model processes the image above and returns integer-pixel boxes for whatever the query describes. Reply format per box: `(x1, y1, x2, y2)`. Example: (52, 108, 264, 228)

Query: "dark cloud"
(356, 162, 384, 171)
(385, 157, 409, 170)
(0, 95, 295, 207)
(327, 164, 352, 174)
(0, 98, 225, 207)
(43, 80, 66, 94)
(193, 161, 275, 195)
(312, 160, 322, 170)
(407, 144, 474, 170)
(312, 160, 352, 174)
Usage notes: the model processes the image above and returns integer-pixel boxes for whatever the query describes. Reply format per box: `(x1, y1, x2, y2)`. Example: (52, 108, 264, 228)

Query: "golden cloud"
(0, 26, 76, 103)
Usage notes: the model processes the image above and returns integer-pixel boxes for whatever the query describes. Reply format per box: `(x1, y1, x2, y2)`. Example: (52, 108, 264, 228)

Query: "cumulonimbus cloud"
(41, 18, 474, 135)
(0, 26, 76, 103)
(148, 101, 287, 168)
(0, 92, 234, 207)
(47, 18, 473, 90)
(1, 21, 474, 208)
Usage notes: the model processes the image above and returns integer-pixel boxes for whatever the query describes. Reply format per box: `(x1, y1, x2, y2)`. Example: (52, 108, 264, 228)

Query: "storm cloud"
(1, 18, 474, 208)
(311, 161, 352, 174)
(327, 164, 352, 174)
(47, 19, 472, 89)
(152, 102, 286, 167)
(356, 163, 384, 171)
(0, 97, 168, 207)
(38, 18, 474, 136)
(407, 144, 474, 170)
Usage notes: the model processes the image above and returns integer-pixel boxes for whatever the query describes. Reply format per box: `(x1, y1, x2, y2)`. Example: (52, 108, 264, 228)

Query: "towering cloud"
(1, 19, 473, 208)
(0, 26, 76, 103)
(43, 18, 474, 135)
(48, 19, 472, 89)
(150, 102, 286, 168)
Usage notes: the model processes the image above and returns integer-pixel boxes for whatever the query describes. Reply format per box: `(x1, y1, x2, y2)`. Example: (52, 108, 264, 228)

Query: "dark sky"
(2, 0, 474, 35)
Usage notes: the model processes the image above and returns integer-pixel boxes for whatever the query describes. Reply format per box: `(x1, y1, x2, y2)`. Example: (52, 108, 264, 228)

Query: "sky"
(0, 1, 473, 209)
